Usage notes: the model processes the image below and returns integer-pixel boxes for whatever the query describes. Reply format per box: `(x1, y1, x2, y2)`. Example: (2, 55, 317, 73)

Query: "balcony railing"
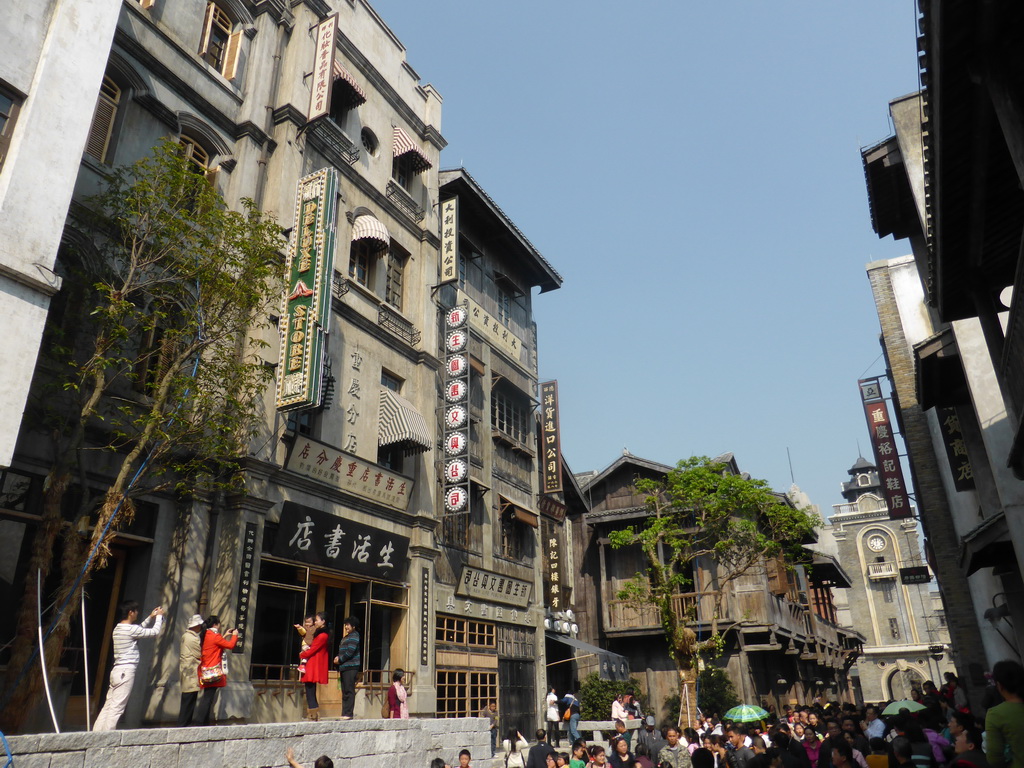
(606, 591, 718, 632)
(867, 561, 898, 579)
(378, 303, 420, 346)
(386, 179, 425, 222)
(306, 118, 360, 167)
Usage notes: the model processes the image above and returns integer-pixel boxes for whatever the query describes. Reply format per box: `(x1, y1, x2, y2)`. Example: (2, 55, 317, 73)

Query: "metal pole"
(37, 569, 61, 734)
(82, 591, 91, 731)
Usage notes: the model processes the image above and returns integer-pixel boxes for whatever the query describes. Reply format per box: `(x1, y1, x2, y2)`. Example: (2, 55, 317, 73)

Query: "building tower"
(825, 457, 954, 702)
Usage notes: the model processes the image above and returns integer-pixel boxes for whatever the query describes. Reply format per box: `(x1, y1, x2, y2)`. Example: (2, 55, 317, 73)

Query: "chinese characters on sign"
(274, 502, 410, 579)
(458, 290, 524, 365)
(455, 565, 532, 608)
(937, 406, 975, 491)
(439, 197, 458, 284)
(899, 566, 931, 585)
(345, 348, 362, 453)
(420, 567, 430, 667)
(539, 380, 563, 494)
(442, 304, 471, 517)
(440, 589, 534, 624)
(307, 15, 337, 122)
(276, 168, 338, 411)
(286, 436, 413, 511)
(859, 378, 913, 520)
(233, 522, 258, 653)
(542, 519, 565, 610)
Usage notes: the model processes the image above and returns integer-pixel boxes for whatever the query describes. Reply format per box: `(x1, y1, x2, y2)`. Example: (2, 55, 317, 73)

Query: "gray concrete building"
(820, 458, 953, 703)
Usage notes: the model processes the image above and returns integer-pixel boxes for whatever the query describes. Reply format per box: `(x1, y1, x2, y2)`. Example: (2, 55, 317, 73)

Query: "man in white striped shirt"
(93, 600, 164, 731)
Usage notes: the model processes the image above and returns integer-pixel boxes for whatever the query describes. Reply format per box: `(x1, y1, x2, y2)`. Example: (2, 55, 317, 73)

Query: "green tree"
(696, 667, 739, 719)
(0, 140, 283, 731)
(578, 672, 643, 721)
(608, 456, 816, 720)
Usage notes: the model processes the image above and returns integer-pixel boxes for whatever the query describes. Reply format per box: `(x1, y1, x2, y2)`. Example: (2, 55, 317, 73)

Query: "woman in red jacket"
(195, 615, 238, 726)
(299, 612, 329, 721)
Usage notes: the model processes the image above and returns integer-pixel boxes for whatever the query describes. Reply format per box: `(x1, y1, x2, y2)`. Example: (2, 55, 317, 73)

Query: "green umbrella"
(723, 704, 769, 723)
(881, 700, 926, 716)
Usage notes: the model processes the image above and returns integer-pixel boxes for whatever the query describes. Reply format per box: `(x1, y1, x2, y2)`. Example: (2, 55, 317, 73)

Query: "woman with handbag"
(298, 612, 329, 721)
(195, 615, 238, 725)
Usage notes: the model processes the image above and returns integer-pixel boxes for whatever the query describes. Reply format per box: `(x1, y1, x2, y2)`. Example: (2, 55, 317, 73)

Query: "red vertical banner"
(859, 379, 912, 519)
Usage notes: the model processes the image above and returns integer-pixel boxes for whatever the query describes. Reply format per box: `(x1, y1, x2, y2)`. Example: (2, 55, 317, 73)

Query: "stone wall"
(6, 717, 490, 768)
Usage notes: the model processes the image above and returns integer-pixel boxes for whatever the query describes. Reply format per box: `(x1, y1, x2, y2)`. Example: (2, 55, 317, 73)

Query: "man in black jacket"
(526, 729, 556, 768)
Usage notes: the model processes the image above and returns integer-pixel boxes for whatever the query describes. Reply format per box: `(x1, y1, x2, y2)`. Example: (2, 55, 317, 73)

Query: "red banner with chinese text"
(863, 400, 913, 519)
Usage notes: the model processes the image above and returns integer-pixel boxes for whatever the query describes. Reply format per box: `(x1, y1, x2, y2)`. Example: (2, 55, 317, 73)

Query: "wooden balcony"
(867, 561, 898, 580)
(734, 590, 812, 639)
(605, 591, 719, 633)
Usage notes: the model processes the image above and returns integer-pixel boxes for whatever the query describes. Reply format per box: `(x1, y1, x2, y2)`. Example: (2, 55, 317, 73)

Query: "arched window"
(857, 473, 871, 486)
(858, 494, 881, 512)
(179, 135, 210, 170)
(85, 76, 121, 164)
(198, 2, 241, 79)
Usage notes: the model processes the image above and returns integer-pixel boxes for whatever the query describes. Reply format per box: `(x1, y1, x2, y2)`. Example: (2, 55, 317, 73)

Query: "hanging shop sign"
(540, 380, 563, 494)
(274, 501, 410, 579)
(307, 15, 338, 122)
(859, 378, 912, 519)
(440, 197, 458, 284)
(458, 290, 524, 365)
(937, 406, 975, 491)
(286, 436, 413, 511)
(455, 565, 532, 608)
(899, 566, 931, 585)
(441, 303, 471, 517)
(543, 521, 565, 611)
(438, 590, 535, 625)
(420, 567, 431, 667)
(276, 168, 338, 411)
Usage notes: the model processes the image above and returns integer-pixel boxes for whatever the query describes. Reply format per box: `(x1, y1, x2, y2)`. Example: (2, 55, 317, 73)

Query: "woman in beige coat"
(178, 614, 204, 726)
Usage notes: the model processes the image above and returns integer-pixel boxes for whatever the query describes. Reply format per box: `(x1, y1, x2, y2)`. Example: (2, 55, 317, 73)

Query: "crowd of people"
(526, 663, 1023, 768)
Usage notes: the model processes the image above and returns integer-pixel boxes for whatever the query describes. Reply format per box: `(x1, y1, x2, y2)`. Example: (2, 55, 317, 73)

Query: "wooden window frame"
(0, 82, 24, 171)
(491, 386, 530, 445)
(198, 2, 242, 80)
(348, 239, 375, 288)
(85, 75, 121, 164)
(384, 245, 405, 311)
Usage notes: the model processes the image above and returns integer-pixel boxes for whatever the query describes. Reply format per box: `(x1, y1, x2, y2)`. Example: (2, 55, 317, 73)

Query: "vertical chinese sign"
(442, 305, 471, 517)
(307, 15, 338, 122)
(936, 406, 975, 491)
(540, 380, 562, 494)
(859, 378, 912, 519)
(276, 168, 338, 411)
(233, 522, 258, 653)
(439, 196, 458, 284)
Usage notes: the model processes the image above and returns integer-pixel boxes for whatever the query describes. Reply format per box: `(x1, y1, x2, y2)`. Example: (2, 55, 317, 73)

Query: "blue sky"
(371, 2, 921, 513)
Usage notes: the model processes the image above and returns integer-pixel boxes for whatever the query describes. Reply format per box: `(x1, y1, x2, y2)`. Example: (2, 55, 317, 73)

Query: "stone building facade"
(0, 0, 565, 734)
(820, 459, 953, 703)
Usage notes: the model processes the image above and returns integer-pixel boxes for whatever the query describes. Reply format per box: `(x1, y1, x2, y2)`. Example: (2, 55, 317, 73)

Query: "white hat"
(188, 614, 204, 628)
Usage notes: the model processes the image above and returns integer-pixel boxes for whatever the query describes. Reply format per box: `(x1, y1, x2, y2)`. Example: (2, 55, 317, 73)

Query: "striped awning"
(392, 126, 432, 172)
(351, 214, 390, 249)
(378, 389, 432, 453)
(332, 60, 367, 107)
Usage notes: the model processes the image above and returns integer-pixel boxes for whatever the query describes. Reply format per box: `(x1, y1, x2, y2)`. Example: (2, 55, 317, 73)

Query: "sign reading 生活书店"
(307, 15, 338, 122)
(276, 168, 338, 412)
(285, 435, 414, 511)
(274, 502, 409, 580)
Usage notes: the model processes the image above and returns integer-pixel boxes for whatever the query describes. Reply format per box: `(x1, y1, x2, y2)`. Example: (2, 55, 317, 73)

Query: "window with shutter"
(198, 3, 234, 75)
(85, 76, 120, 164)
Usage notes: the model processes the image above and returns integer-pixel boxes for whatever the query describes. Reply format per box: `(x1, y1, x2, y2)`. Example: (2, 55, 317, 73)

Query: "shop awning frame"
(546, 632, 630, 681)
(332, 60, 367, 107)
(499, 495, 538, 528)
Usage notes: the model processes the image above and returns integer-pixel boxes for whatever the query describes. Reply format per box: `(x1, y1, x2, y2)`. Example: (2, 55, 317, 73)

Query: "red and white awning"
(332, 60, 367, 107)
(392, 126, 432, 172)
(351, 214, 390, 247)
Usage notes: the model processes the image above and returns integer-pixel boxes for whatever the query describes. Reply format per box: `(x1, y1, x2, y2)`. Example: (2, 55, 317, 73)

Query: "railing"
(306, 118, 360, 167)
(831, 503, 859, 515)
(250, 663, 301, 689)
(606, 591, 718, 631)
(378, 304, 421, 345)
(386, 179, 425, 222)
(734, 591, 809, 639)
(867, 561, 898, 579)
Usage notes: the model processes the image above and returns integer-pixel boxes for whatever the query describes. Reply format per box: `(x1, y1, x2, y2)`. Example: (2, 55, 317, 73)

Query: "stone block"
(219, 723, 268, 739)
(6, 734, 41, 754)
(174, 726, 233, 743)
(84, 746, 151, 768)
(119, 728, 170, 746)
(222, 738, 252, 767)
(40, 731, 122, 751)
(148, 743, 181, 767)
(179, 739, 225, 767)
(9, 754, 51, 768)
(49, 753, 86, 768)
(247, 736, 287, 767)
